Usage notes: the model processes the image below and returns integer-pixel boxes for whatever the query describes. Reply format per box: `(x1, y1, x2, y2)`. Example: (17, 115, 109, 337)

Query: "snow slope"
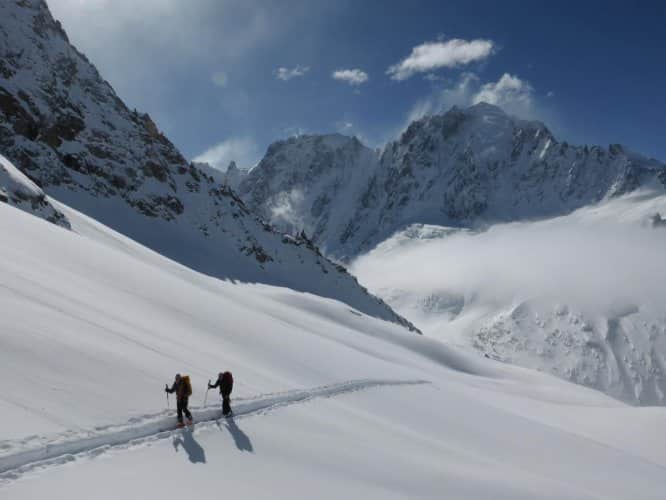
(238, 103, 666, 259)
(1, 194, 666, 498)
(0, 152, 68, 227)
(352, 190, 666, 405)
(0, 0, 414, 330)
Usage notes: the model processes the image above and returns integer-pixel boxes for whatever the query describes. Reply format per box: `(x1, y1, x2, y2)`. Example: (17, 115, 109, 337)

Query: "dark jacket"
(166, 379, 188, 400)
(209, 373, 233, 396)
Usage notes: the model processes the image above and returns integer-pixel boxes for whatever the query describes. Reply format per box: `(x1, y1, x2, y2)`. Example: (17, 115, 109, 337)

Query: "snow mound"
(0, 153, 69, 227)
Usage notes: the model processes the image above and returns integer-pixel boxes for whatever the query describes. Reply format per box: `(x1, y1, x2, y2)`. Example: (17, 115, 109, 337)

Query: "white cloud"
(211, 71, 228, 87)
(47, 0, 292, 106)
(547, 90, 555, 98)
(404, 72, 538, 129)
(473, 73, 533, 108)
(48, 0, 280, 65)
(332, 69, 369, 86)
(387, 39, 495, 81)
(352, 195, 666, 321)
(192, 137, 261, 170)
(275, 65, 310, 81)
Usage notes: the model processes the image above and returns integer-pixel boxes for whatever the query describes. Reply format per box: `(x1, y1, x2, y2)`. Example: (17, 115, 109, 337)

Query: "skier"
(166, 373, 193, 427)
(208, 371, 233, 416)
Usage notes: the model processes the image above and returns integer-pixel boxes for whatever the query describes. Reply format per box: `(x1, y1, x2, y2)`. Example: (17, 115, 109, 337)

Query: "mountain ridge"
(238, 102, 666, 259)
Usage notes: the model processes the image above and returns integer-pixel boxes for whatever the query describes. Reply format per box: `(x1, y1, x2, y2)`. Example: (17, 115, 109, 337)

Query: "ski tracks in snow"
(0, 379, 428, 484)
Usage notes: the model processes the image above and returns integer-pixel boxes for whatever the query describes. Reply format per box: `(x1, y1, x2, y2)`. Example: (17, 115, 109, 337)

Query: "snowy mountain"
(237, 134, 379, 257)
(0, 0, 415, 331)
(238, 103, 666, 259)
(352, 191, 666, 405)
(222, 160, 247, 190)
(2, 191, 666, 499)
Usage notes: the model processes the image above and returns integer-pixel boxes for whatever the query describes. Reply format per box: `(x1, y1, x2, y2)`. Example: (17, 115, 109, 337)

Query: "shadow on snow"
(218, 417, 254, 453)
(172, 427, 206, 464)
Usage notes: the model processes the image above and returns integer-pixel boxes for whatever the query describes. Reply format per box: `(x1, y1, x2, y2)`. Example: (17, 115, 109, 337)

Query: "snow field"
(1, 200, 666, 498)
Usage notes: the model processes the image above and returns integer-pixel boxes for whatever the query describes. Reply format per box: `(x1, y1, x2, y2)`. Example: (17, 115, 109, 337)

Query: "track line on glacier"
(0, 379, 429, 484)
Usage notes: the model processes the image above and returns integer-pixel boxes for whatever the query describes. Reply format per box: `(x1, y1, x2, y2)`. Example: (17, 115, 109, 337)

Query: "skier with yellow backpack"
(165, 373, 193, 427)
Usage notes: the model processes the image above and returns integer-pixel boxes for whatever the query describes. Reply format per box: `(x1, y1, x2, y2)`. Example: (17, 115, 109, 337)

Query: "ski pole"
(166, 384, 170, 409)
(203, 380, 211, 408)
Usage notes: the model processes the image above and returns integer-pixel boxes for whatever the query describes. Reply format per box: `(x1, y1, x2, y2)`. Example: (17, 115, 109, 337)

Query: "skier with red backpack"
(166, 373, 193, 427)
(208, 371, 233, 416)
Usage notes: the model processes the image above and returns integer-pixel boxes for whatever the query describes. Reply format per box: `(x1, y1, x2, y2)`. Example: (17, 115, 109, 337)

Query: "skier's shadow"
(217, 416, 254, 453)
(172, 427, 207, 464)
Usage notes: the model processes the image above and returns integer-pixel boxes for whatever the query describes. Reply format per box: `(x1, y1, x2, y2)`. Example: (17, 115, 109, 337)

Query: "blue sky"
(49, 0, 666, 168)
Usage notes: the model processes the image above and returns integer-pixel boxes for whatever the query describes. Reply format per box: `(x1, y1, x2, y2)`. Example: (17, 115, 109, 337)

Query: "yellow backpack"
(182, 375, 193, 397)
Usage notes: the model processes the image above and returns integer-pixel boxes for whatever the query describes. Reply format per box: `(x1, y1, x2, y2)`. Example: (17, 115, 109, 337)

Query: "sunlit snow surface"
(1, 197, 666, 498)
(352, 190, 666, 406)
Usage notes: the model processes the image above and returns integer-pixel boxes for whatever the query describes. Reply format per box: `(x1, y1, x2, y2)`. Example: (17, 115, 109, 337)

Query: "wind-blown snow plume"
(473, 73, 534, 117)
(268, 188, 307, 232)
(406, 72, 537, 125)
(193, 137, 260, 170)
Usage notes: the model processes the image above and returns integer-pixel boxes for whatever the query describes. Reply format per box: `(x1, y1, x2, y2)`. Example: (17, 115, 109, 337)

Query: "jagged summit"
(454, 101, 512, 118)
(0, 0, 417, 332)
(262, 133, 366, 161)
(401, 102, 552, 150)
(239, 103, 666, 259)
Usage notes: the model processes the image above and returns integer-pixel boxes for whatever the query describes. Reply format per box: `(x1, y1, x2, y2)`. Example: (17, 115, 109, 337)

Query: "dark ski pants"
(177, 397, 192, 423)
(222, 393, 232, 416)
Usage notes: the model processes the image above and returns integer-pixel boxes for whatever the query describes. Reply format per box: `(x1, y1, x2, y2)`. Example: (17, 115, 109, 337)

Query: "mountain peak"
(465, 101, 508, 115)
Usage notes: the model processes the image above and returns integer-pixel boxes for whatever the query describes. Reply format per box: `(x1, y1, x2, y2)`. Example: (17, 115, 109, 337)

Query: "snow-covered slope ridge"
(0, 152, 68, 227)
(352, 191, 666, 405)
(2, 199, 666, 499)
(239, 103, 666, 258)
(0, 0, 414, 330)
